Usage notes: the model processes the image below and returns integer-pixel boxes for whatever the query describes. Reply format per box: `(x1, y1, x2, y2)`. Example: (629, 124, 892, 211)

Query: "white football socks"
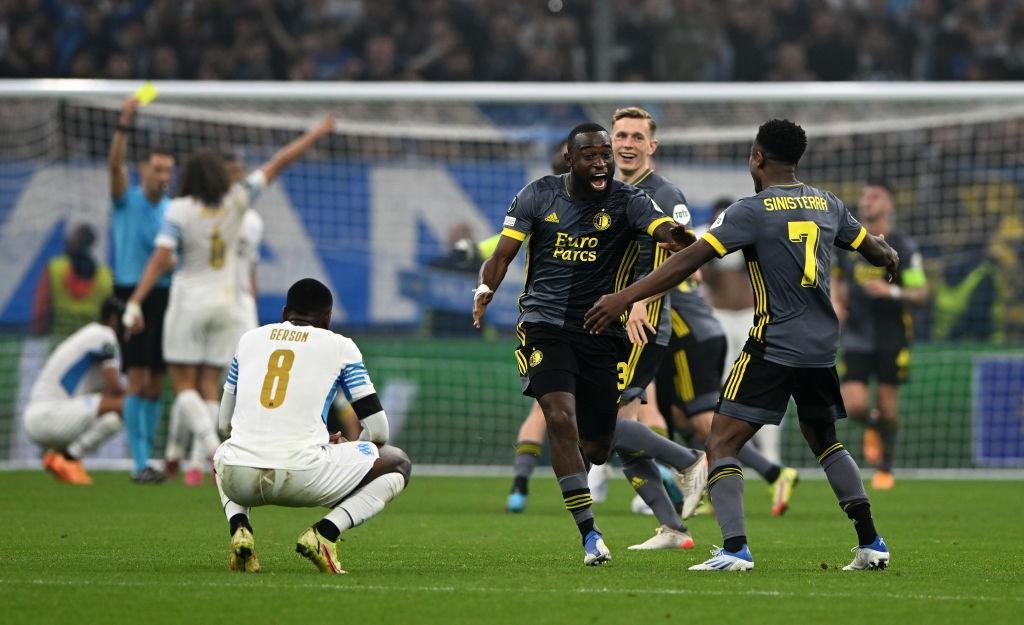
(323, 473, 406, 536)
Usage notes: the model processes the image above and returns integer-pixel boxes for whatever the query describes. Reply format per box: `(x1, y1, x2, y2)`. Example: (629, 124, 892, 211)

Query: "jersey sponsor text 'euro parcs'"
(500, 174, 675, 337)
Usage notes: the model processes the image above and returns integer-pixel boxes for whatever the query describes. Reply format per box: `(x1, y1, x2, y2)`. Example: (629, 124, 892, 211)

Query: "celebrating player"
(586, 119, 898, 572)
(124, 115, 335, 485)
(109, 95, 175, 483)
(24, 298, 127, 485)
(214, 279, 410, 574)
(163, 152, 266, 484)
(833, 181, 928, 490)
(474, 122, 693, 565)
(601, 107, 709, 549)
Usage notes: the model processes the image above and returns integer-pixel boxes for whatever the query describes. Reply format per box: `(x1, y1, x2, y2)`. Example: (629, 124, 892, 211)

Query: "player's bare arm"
(122, 246, 175, 335)
(650, 220, 696, 253)
(101, 365, 126, 398)
(109, 96, 138, 199)
(259, 113, 336, 183)
(473, 234, 522, 328)
(855, 233, 900, 283)
(585, 239, 717, 334)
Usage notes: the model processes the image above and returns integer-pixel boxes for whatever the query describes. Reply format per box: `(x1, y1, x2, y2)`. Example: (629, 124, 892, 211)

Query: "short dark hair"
(755, 119, 807, 165)
(286, 278, 333, 316)
(100, 296, 125, 322)
(865, 178, 895, 198)
(177, 149, 231, 206)
(145, 145, 174, 162)
(566, 122, 608, 154)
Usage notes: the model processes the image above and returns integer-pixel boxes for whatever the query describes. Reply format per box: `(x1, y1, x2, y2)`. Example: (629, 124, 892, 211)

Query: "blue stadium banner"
(973, 356, 1024, 467)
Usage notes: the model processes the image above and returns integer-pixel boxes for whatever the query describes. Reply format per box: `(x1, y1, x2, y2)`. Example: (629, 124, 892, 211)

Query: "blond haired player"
(215, 279, 411, 574)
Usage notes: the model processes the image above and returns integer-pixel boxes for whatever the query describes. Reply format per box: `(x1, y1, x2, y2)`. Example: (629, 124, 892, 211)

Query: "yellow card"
(134, 82, 158, 106)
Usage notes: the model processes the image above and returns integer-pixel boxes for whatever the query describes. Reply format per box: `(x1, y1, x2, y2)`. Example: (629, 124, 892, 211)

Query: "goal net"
(0, 81, 1021, 474)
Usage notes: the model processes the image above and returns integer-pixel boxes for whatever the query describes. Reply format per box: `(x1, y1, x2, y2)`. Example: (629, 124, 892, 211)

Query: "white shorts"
(215, 441, 379, 508)
(230, 295, 259, 348)
(24, 394, 100, 449)
(163, 296, 238, 367)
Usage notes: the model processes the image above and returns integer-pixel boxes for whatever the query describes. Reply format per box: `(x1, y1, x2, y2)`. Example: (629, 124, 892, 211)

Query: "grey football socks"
(613, 418, 699, 470)
(707, 456, 746, 552)
(818, 442, 878, 546)
(511, 440, 542, 494)
(621, 454, 685, 531)
(558, 472, 596, 539)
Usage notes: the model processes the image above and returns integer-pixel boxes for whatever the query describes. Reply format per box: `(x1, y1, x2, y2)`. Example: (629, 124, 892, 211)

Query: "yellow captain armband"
(500, 227, 527, 242)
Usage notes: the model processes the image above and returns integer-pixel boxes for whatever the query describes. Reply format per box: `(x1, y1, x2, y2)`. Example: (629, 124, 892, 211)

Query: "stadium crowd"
(2, 0, 1024, 82)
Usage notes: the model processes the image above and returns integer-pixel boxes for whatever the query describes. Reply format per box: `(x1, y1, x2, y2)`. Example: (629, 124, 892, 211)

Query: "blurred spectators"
(5, 0, 1024, 82)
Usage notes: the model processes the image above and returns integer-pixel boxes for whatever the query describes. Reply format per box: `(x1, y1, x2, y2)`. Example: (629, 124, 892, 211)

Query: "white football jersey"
(217, 321, 377, 470)
(236, 210, 264, 300)
(30, 322, 120, 402)
(155, 171, 266, 306)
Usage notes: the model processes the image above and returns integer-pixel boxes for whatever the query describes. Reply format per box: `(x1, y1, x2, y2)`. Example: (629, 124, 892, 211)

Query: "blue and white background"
(0, 160, 751, 327)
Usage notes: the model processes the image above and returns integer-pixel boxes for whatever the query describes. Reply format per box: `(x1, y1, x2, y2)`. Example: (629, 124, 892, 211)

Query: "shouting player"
(833, 180, 928, 490)
(124, 115, 335, 485)
(215, 279, 410, 573)
(163, 151, 266, 484)
(586, 119, 897, 572)
(24, 298, 126, 484)
(474, 122, 693, 565)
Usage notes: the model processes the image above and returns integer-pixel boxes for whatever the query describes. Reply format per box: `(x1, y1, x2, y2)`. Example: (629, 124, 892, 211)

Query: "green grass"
(1, 473, 1021, 625)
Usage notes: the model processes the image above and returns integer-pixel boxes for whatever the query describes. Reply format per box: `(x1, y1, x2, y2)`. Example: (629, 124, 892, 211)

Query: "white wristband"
(473, 284, 493, 300)
(890, 285, 902, 299)
(122, 301, 142, 328)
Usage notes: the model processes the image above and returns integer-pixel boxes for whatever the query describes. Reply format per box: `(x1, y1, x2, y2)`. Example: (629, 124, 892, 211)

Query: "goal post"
(0, 80, 1021, 474)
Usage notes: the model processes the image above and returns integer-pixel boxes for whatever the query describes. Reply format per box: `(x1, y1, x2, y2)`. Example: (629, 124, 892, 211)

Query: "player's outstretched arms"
(473, 235, 522, 328)
(856, 233, 900, 282)
(259, 113, 336, 183)
(585, 239, 717, 334)
(109, 96, 138, 199)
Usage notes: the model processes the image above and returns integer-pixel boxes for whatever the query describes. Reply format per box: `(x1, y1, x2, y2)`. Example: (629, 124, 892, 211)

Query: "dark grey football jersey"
(501, 174, 675, 337)
(669, 279, 726, 342)
(835, 229, 923, 352)
(702, 182, 867, 367)
(633, 170, 690, 347)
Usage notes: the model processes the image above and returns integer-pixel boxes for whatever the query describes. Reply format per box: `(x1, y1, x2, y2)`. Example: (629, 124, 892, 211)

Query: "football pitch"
(1, 473, 1021, 625)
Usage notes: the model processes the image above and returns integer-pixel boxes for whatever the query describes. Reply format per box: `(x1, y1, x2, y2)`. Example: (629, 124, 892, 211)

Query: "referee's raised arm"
(109, 96, 138, 201)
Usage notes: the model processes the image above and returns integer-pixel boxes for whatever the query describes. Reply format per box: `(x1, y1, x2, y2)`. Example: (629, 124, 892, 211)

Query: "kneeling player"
(24, 298, 126, 484)
(214, 279, 411, 574)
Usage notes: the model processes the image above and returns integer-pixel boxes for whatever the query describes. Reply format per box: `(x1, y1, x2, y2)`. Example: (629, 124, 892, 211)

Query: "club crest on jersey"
(593, 210, 612, 231)
(529, 349, 544, 367)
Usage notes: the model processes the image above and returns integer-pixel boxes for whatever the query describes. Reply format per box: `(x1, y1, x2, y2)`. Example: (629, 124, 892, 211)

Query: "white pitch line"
(0, 578, 1019, 603)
